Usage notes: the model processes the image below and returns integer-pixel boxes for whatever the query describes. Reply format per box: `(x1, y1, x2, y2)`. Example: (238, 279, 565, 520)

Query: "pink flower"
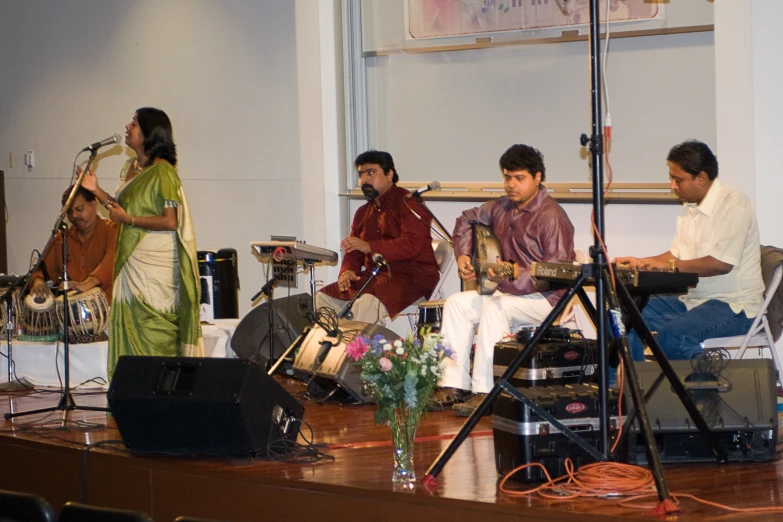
(379, 357, 393, 372)
(345, 336, 369, 361)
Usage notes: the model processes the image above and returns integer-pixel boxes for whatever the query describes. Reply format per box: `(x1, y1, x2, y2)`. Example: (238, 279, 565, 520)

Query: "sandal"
(426, 387, 467, 411)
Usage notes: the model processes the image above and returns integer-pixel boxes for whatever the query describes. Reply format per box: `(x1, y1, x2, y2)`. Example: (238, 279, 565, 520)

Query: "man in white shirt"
(615, 140, 764, 361)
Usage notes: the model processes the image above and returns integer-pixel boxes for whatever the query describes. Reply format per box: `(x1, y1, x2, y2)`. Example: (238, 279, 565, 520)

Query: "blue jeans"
(627, 295, 754, 362)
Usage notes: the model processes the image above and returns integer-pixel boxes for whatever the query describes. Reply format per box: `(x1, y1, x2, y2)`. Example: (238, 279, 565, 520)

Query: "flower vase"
(387, 405, 421, 490)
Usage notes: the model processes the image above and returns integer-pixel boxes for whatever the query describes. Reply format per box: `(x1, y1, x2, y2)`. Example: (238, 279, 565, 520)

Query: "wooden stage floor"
(1, 377, 783, 521)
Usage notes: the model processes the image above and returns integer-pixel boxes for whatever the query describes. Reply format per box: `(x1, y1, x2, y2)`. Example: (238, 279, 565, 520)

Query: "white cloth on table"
(0, 319, 241, 387)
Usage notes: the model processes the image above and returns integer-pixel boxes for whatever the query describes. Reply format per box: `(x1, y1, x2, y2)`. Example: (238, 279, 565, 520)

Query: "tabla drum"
(416, 299, 445, 338)
(55, 287, 109, 343)
(19, 293, 60, 342)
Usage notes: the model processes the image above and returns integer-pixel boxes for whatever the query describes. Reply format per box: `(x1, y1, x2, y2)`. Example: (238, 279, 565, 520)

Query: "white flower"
(421, 367, 427, 376)
(394, 339, 403, 348)
(384, 343, 392, 351)
(396, 346, 404, 355)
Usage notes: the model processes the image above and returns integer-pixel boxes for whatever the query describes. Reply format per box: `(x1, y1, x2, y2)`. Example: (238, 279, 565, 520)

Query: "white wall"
(0, 0, 301, 316)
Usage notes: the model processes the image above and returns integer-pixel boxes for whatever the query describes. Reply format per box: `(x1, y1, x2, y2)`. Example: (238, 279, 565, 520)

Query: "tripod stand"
(422, 0, 724, 509)
(4, 150, 109, 422)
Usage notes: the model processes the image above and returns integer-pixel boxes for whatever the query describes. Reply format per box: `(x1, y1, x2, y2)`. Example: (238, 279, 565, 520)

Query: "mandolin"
(462, 224, 518, 295)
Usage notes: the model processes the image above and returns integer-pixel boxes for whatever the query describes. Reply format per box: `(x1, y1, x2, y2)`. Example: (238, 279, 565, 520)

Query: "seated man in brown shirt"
(30, 185, 118, 301)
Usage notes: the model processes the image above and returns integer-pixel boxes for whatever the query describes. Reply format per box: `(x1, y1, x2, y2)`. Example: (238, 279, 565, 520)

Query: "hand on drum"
(69, 277, 99, 294)
(30, 278, 53, 302)
(457, 255, 476, 281)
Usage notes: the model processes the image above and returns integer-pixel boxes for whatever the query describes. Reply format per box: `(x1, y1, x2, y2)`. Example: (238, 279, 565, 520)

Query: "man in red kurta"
(317, 151, 440, 324)
(30, 185, 118, 302)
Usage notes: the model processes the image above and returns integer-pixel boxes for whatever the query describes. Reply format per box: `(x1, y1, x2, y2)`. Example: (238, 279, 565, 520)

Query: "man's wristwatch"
(668, 259, 677, 272)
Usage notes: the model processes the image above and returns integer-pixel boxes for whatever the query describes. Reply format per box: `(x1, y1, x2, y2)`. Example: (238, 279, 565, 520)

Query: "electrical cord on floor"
(500, 457, 783, 515)
(264, 418, 334, 464)
(79, 439, 127, 502)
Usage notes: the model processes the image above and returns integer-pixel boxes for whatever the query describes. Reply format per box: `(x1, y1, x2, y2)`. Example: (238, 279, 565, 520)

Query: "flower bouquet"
(345, 331, 452, 489)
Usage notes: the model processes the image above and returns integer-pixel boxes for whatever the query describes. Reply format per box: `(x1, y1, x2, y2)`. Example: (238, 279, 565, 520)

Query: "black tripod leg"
(423, 276, 587, 484)
(601, 271, 672, 502)
(614, 279, 727, 463)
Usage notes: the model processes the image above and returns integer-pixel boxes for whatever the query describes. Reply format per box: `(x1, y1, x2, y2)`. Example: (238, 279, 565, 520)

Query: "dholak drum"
(416, 299, 445, 339)
(19, 293, 60, 342)
(55, 287, 109, 343)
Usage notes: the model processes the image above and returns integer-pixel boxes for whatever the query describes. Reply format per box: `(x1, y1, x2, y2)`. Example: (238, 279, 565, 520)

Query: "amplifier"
(293, 320, 401, 403)
(493, 328, 596, 387)
(626, 358, 777, 464)
(493, 384, 625, 482)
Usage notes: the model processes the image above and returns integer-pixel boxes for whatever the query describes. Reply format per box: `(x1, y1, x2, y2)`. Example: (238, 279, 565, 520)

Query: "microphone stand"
(250, 274, 281, 373)
(5, 149, 109, 421)
(0, 274, 30, 392)
(422, 2, 719, 511)
(337, 261, 387, 320)
(409, 192, 452, 245)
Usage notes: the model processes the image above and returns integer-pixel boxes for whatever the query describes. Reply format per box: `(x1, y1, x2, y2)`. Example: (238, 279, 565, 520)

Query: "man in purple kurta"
(438, 144, 575, 416)
(317, 150, 440, 324)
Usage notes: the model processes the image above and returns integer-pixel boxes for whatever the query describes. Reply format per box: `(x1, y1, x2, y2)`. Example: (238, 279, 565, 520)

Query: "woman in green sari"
(83, 107, 203, 378)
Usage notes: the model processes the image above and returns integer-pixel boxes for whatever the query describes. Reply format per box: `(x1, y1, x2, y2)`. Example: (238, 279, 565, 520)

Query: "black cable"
(264, 418, 334, 464)
(78, 440, 127, 501)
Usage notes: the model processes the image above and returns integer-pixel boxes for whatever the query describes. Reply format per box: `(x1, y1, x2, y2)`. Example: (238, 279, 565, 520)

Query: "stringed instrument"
(462, 224, 519, 295)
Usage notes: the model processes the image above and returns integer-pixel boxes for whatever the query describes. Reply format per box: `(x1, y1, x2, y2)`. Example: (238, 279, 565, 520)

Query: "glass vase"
(387, 405, 420, 490)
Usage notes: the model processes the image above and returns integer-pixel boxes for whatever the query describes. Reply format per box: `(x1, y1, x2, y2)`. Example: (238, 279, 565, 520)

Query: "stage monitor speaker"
(627, 358, 777, 463)
(293, 320, 400, 403)
(231, 293, 312, 362)
(108, 356, 304, 457)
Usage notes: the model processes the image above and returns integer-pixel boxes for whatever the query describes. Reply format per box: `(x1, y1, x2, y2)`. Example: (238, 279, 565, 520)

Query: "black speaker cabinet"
(108, 356, 304, 457)
(627, 358, 777, 463)
(231, 293, 312, 362)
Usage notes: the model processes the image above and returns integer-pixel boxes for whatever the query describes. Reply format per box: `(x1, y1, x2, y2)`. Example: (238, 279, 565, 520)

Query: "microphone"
(372, 253, 387, 266)
(82, 133, 122, 152)
(410, 180, 441, 198)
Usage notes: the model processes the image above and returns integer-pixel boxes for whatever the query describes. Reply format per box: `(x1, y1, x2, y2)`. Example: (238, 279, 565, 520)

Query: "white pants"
(315, 292, 389, 325)
(440, 290, 553, 393)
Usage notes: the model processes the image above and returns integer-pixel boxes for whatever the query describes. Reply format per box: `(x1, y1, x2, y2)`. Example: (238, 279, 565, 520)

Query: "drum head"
(24, 293, 54, 310)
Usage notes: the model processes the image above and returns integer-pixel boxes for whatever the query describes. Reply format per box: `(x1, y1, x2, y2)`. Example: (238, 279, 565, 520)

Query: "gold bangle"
(668, 259, 677, 272)
(130, 216, 136, 227)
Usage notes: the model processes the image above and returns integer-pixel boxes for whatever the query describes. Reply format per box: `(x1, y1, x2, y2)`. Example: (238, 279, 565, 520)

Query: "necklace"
(132, 159, 144, 175)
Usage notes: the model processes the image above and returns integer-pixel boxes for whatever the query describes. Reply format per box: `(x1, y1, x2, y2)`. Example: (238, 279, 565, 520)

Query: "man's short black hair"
(62, 185, 96, 207)
(355, 150, 399, 183)
(667, 140, 718, 180)
(499, 144, 546, 181)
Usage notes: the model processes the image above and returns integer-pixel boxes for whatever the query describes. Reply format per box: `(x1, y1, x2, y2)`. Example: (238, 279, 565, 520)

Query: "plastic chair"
(0, 489, 55, 522)
(399, 239, 455, 327)
(700, 263, 783, 381)
(58, 502, 154, 522)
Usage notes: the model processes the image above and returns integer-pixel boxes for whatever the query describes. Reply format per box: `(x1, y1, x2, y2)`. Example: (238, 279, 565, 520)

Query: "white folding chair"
(556, 249, 592, 333)
(700, 263, 783, 381)
(399, 239, 455, 328)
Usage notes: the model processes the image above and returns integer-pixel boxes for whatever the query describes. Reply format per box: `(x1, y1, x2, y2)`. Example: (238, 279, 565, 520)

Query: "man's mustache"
(361, 183, 379, 199)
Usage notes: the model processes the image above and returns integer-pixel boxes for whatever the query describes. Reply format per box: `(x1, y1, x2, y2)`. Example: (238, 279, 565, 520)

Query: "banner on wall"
(407, 0, 661, 39)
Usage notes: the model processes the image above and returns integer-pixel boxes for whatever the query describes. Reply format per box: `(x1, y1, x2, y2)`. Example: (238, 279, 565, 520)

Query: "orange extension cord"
(499, 455, 783, 515)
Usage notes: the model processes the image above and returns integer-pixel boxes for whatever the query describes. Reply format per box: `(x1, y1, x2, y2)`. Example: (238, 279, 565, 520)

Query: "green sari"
(107, 159, 203, 379)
